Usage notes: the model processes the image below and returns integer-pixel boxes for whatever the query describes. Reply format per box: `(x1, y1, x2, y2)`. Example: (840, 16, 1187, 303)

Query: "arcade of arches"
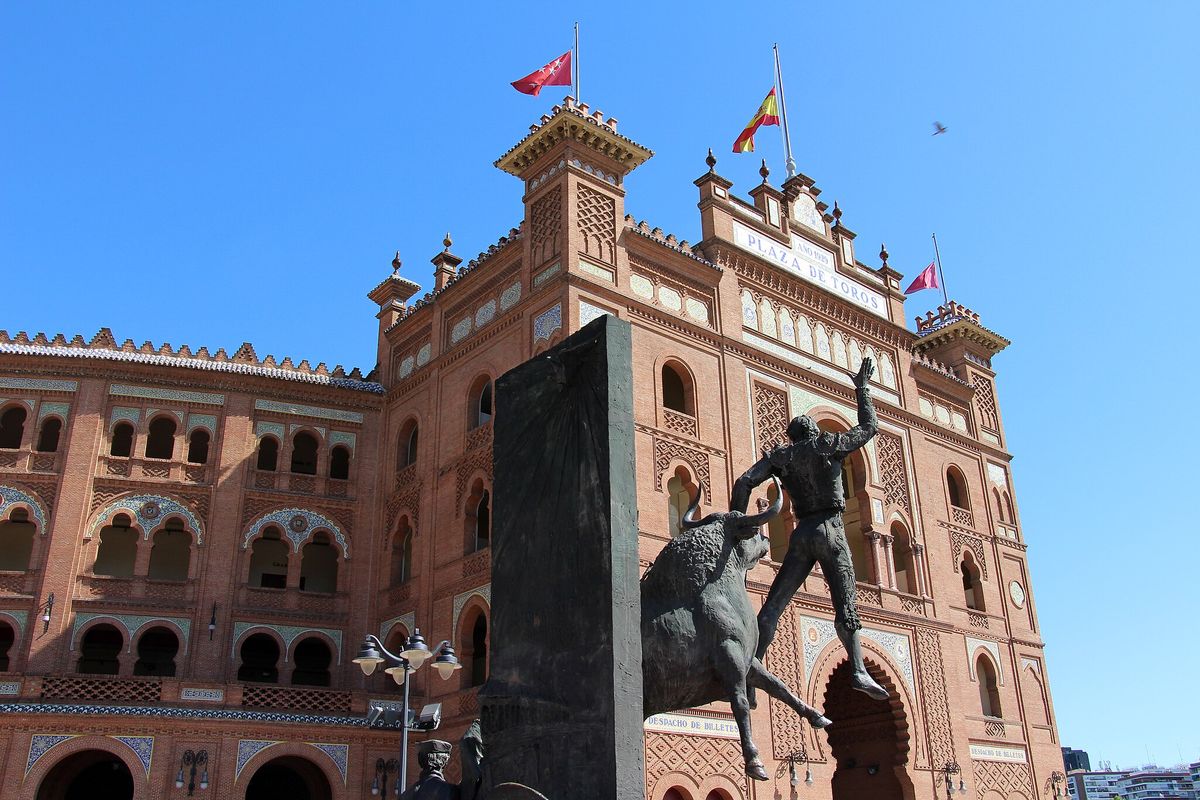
(35, 750, 134, 800)
(244, 756, 333, 800)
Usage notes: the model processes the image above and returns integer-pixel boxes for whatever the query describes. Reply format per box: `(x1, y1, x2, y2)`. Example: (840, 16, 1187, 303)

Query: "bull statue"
(641, 478, 831, 781)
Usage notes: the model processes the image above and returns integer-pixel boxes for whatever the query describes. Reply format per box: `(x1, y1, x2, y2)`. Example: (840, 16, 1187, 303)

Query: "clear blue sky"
(3, 2, 1197, 769)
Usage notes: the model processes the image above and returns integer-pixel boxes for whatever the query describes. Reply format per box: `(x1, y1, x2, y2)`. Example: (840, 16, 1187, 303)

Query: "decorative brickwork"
(973, 375, 999, 432)
(41, 676, 163, 704)
(876, 431, 910, 512)
(653, 437, 710, 502)
(661, 409, 698, 438)
(530, 185, 561, 264)
(455, 423, 494, 509)
(951, 530, 989, 579)
(241, 685, 351, 714)
(914, 629, 955, 769)
(752, 382, 789, 454)
(577, 185, 616, 263)
(767, 605, 805, 760)
(972, 758, 1036, 799)
(645, 730, 748, 799)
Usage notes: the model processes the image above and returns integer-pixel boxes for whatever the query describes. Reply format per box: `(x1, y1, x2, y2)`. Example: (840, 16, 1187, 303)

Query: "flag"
(904, 262, 940, 294)
(511, 50, 573, 96)
(733, 88, 780, 153)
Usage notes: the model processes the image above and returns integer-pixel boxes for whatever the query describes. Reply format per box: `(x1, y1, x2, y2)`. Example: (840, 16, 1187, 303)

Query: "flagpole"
(932, 232, 949, 306)
(773, 43, 797, 179)
(574, 22, 580, 102)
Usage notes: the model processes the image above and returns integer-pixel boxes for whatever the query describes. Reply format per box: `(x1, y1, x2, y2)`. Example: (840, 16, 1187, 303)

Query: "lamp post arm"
(364, 634, 408, 665)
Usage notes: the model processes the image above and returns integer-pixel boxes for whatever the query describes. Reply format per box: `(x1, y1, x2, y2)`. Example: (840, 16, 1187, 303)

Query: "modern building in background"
(0, 98, 1063, 800)
(1064, 747, 1093, 773)
(1066, 764, 1199, 800)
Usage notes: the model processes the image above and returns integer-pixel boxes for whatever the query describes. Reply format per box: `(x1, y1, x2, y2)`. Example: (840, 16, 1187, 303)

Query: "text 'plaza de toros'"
(0, 97, 1060, 800)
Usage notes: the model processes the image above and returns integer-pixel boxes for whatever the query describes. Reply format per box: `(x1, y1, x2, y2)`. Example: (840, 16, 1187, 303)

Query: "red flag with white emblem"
(511, 50, 573, 96)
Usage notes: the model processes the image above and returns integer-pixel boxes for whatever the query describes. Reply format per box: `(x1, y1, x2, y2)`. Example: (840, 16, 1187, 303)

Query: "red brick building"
(0, 97, 1060, 800)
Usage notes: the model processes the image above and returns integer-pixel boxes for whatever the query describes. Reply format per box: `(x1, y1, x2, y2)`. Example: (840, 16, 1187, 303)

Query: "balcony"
(0, 570, 38, 597)
(661, 409, 699, 439)
(74, 575, 196, 608)
(247, 469, 353, 499)
(950, 505, 974, 528)
(100, 455, 210, 485)
(40, 674, 163, 705)
(0, 446, 61, 474)
(237, 585, 349, 620)
(240, 684, 351, 714)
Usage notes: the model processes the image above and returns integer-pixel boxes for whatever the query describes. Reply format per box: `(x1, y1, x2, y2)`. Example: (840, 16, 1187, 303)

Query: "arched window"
(1002, 491, 1016, 525)
(664, 789, 690, 800)
(256, 437, 279, 471)
(468, 376, 493, 430)
(328, 445, 350, 480)
(0, 621, 14, 671)
(133, 626, 179, 676)
(465, 483, 491, 553)
(0, 407, 26, 449)
(290, 432, 318, 475)
(291, 637, 332, 687)
(464, 611, 488, 688)
(976, 654, 1002, 717)
(820, 420, 875, 584)
(76, 624, 122, 674)
(766, 481, 793, 562)
(300, 532, 338, 593)
(249, 527, 288, 589)
(392, 519, 413, 586)
(145, 416, 177, 459)
(961, 552, 984, 611)
(396, 421, 418, 470)
(661, 363, 694, 415)
(0, 508, 36, 572)
(186, 429, 210, 464)
(947, 466, 970, 509)
(238, 633, 280, 683)
(94, 515, 137, 579)
(147, 520, 190, 581)
(891, 522, 917, 595)
(666, 466, 697, 539)
(110, 422, 134, 457)
(36, 418, 62, 453)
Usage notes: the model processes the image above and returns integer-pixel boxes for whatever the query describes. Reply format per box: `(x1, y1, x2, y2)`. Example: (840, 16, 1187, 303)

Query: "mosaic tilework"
(452, 585, 491, 636)
(329, 431, 356, 452)
(579, 301, 609, 327)
(0, 485, 48, 531)
(231, 623, 343, 664)
(0, 702, 369, 727)
(110, 384, 225, 405)
(499, 281, 523, 311)
(26, 734, 75, 775)
(242, 508, 348, 557)
(533, 265, 561, 290)
(685, 297, 709, 324)
(578, 260, 614, 283)
(253, 400, 363, 424)
(38, 401, 70, 422)
(378, 612, 416, 643)
(147, 408, 185, 423)
(475, 300, 497, 328)
(416, 344, 432, 366)
(0, 681, 21, 695)
(450, 317, 473, 344)
(180, 687, 224, 702)
(111, 407, 141, 427)
(255, 421, 285, 440)
(87, 494, 204, 543)
(0, 398, 34, 411)
(309, 743, 349, 783)
(799, 615, 914, 692)
(987, 463, 1008, 487)
(0, 610, 28, 636)
(630, 274, 654, 298)
(398, 356, 415, 378)
(112, 735, 154, 776)
(966, 637, 1004, 684)
(289, 423, 326, 439)
(237, 740, 281, 779)
(0, 378, 78, 392)
(72, 613, 192, 654)
(533, 304, 562, 344)
(187, 413, 217, 434)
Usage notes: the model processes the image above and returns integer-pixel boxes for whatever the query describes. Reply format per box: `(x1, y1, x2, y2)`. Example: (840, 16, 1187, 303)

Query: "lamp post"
(775, 746, 815, 792)
(354, 628, 461, 793)
(1044, 770, 1067, 798)
(371, 757, 399, 797)
(942, 760, 969, 800)
(174, 749, 208, 795)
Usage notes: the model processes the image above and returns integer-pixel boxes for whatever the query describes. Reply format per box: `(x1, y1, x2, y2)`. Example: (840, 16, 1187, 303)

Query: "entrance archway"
(35, 749, 134, 800)
(244, 755, 332, 800)
(822, 659, 912, 800)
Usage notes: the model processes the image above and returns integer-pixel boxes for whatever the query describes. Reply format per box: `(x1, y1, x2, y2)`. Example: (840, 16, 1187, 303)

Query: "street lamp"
(174, 749, 208, 795)
(1044, 770, 1067, 798)
(942, 760, 969, 799)
(370, 757, 399, 797)
(775, 746, 814, 791)
(354, 628, 461, 792)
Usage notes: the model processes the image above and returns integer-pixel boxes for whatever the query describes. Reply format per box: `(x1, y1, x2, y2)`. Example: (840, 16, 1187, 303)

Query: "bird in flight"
(932, 121, 948, 136)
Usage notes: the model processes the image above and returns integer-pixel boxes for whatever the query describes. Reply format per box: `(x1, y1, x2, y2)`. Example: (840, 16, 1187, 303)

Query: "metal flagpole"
(932, 233, 949, 305)
(773, 43, 797, 179)
(574, 22, 580, 102)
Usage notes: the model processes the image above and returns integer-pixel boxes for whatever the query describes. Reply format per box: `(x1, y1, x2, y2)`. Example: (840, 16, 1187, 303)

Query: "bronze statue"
(400, 740, 461, 800)
(732, 357, 888, 702)
(641, 479, 831, 781)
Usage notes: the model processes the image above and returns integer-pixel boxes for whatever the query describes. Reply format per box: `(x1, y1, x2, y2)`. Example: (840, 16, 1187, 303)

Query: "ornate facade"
(0, 97, 1060, 800)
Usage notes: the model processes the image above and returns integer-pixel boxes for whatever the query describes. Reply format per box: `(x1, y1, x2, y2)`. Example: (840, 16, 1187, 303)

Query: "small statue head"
(786, 415, 820, 443)
(417, 740, 453, 773)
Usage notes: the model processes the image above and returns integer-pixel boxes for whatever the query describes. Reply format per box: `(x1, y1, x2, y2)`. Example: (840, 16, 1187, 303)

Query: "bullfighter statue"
(731, 357, 889, 702)
(399, 740, 461, 800)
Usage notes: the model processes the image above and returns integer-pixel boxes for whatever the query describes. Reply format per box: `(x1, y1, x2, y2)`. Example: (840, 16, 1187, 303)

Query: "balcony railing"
(41, 675, 163, 704)
(951, 505, 974, 528)
(246, 469, 353, 498)
(0, 447, 61, 474)
(661, 409, 699, 438)
(237, 585, 349, 618)
(0, 570, 37, 597)
(100, 456, 210, 485)
(75, 574, 196, 607)
(241, 684, 351, 714)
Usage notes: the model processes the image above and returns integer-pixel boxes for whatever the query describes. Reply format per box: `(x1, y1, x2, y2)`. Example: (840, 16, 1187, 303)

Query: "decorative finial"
(759, 159, 770, 184)
(443, 232, 453, 251)
(391, 251, 402, 273)
(832, 201, 842, 227)
(879, 243, 889, 269)
(705, 148, 716, 172)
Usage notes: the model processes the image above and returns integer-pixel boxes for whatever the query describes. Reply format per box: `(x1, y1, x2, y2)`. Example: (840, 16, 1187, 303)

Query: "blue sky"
(3, 2, 1197, 769)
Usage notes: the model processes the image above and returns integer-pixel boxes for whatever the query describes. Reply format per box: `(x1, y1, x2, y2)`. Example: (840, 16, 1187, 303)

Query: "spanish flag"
(733, 88, 780, 153)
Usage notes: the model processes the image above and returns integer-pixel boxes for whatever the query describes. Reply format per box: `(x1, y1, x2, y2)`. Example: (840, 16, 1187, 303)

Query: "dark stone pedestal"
(480, 315, 644, 800)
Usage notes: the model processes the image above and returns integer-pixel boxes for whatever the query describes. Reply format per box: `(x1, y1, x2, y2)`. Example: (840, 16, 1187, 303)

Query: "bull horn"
(740, 476, 784, 529)
(680, 482, 719, 530)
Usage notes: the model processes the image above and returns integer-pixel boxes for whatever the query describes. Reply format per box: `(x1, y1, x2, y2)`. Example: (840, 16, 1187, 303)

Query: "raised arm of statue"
(825, 358, 879, 457)
(731, 455, 777, 514)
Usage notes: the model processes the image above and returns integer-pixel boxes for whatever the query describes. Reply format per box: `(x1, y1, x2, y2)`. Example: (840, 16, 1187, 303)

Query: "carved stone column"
(867, 530, 884, 585)
(881, 533, 897, 590)
(912, 543, 930, 598)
